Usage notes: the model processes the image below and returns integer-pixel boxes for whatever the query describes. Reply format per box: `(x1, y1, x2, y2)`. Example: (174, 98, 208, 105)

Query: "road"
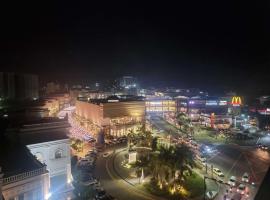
(149, 116, 270, 200)
(94, 144, 166, 200)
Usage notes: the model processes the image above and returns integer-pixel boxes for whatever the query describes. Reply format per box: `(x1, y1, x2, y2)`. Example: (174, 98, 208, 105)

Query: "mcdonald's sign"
(231, 96, 242, 106)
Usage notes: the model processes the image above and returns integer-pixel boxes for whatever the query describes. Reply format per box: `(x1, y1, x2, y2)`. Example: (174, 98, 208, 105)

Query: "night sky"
(1, 1, 269, 93)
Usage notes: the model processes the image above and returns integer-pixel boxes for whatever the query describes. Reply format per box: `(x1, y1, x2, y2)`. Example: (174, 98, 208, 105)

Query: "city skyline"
(1, 2, 269, 92)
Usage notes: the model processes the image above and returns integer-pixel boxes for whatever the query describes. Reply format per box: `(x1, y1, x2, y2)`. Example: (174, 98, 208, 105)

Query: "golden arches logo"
(231, 96, 242, 105)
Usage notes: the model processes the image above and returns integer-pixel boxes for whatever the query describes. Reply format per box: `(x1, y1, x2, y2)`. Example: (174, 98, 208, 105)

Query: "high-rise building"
(119, 76, 138, 95)
(120, 76, 137, 89)
(0, 72, 39, 100)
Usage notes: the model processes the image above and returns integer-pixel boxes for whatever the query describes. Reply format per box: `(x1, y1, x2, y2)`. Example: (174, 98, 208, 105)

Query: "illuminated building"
(75, 96, 145, 137)
(119, 76, 138, 95)
(200, 113, 232, 129)
(69, 88, 113, 105)
(145, 100, 176, 113)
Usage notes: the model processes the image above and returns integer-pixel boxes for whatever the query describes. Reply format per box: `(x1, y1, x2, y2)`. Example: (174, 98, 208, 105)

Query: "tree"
(172, 145, 195, 187)
(151, 137, 158, 152)
(176, 113, 189, 131)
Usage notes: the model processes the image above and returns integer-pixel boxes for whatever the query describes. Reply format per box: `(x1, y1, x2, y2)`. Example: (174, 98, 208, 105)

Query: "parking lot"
(72, 136, 128, 200)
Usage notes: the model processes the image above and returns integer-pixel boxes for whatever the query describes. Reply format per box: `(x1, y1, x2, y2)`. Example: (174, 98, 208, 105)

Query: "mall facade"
(145, 96, 243, 129)
(75, 96, 145, 137)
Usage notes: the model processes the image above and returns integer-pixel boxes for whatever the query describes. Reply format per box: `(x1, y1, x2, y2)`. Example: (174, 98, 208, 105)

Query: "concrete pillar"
(43, 173, 50, 200)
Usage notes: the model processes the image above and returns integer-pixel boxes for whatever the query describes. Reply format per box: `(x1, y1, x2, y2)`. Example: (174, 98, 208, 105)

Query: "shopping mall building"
(145, 96, 243, 129)
(75, 96, 145, 137)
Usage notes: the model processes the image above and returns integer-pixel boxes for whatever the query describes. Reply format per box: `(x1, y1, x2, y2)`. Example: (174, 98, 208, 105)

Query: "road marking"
(225, 153, 243, 178)
(242, 152, 259, 183)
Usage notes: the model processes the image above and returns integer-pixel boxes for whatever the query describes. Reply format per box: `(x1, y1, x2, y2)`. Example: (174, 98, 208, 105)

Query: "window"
(55, 149, 63, 159)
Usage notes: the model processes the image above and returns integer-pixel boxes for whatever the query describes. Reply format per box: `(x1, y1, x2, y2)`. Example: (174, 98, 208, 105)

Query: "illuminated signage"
(258, 109, 270, 115)
(219, 100, 227, 106)
(150, 102, 162, 105)
(206, 100, 218, 106)
(231, 96, 242, 106)
(108, 99, 119, 102)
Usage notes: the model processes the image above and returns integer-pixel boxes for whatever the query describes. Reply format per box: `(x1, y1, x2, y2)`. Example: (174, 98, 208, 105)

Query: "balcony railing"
(3, 166, 47, 185)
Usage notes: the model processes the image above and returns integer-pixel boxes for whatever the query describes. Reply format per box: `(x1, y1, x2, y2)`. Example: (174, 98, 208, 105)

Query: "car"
(78, 159, 92, 166)
(95, 190, 106, 199)
(231, 193, 242, 200)
(94, 185, 104, 191)
(237, 184, 247, 195)
(257, 143, 262, 148)
(80, 174, 98, 186)
(213, 168, 224, 177)
(228, 176, 237, 186)
(242, 172, 249, 183)
(206, 191, 217, 199)
(261, 145, 268, 150)
(103, 152, 111, 158)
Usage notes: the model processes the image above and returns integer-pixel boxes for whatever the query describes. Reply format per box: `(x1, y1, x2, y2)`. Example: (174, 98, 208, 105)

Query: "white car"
(242, 172, 249, 183)
(213, 168, 224, 177)
(228, 176, 236, 186)
(237, 184, 247, 195)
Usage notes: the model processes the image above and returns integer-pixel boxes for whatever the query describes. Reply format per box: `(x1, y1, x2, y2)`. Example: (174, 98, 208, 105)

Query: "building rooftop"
(78, 95, 144, 105)
(19, 129, 69, 145)
(18, 120, 70, 145)
(0, 136, 44, 178)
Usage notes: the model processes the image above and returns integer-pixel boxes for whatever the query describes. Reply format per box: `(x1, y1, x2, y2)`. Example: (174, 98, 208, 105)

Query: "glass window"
(55, 149, 63, 159)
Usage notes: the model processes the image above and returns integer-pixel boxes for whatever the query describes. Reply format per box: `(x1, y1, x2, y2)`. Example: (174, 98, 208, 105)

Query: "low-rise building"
(18, 119, 73, 200)
(0, 138, 50, 200)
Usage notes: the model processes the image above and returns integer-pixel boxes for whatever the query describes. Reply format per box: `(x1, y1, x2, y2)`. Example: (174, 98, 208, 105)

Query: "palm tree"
(176, 112, 189, 131)
(172, 145, 195, 187)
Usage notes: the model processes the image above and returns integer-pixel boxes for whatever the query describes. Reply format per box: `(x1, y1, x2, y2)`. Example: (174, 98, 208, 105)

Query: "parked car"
(228, 176, 237, 186)
(242, 172, 249, 183)
(237, 184, 247, 195)
(95, 190, 106, 199)
(213, 168, 224, 177)
(261, 145, 268, 150)
(79, 174, 98, 186)
(231, 193, 242, 200)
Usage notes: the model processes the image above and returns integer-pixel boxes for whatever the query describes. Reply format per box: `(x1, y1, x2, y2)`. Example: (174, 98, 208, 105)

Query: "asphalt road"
(149, 116, 270, 200)
(94, 145, 165, 200)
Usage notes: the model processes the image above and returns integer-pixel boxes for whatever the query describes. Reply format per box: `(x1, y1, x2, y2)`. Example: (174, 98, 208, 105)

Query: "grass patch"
(194, 129, 226, 144)
(184, 172, 204, 198)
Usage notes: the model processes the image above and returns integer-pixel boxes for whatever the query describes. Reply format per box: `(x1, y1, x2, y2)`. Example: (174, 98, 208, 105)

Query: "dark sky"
(1, 1, 270, 93)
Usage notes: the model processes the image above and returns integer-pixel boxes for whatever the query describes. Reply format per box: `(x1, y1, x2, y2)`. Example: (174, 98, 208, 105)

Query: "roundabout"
(94, 146, 166, 200)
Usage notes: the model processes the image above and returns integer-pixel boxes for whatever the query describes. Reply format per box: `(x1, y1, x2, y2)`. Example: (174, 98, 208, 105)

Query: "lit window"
(55, 149, 63, 159)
